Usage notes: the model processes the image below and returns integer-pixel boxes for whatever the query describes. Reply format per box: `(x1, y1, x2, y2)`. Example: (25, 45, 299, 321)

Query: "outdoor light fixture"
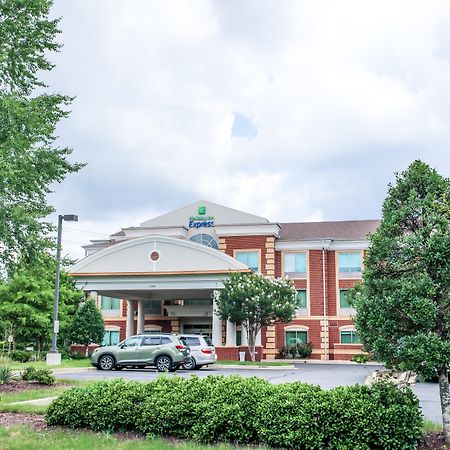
(46, 214, 79, 366)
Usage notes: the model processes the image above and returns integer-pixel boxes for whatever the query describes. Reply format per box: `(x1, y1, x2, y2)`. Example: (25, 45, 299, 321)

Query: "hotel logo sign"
(189, 205, 215, 228)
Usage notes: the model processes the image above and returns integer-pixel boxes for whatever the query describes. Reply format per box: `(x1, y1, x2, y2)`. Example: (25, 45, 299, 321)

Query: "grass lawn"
(0, 379, 92, 414)
(216, 360, 291, 366)
(0, 425, 265, 450)
(3, 359, 91, 371)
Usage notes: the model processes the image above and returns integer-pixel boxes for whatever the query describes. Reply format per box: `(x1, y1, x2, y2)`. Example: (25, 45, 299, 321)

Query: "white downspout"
(322, 240, 332, 360)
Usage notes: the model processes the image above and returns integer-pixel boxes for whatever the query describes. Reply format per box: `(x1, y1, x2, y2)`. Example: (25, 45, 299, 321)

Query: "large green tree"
(0, 0, 84, 273)
(351, 161, 450, 442)
(68, 299, 105, 355)
(215, 272, 297, 361)
(0, 254, 83, 352)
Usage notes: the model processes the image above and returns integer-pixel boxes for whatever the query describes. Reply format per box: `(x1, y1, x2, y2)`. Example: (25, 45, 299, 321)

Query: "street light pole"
(46, 214, 78, 366)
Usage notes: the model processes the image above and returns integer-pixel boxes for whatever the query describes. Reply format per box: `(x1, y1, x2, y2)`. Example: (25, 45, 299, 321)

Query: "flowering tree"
(215, 272, 297, 361)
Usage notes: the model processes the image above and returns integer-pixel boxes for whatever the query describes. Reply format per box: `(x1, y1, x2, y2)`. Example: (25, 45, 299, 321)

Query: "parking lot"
(55, 363, 442, 424)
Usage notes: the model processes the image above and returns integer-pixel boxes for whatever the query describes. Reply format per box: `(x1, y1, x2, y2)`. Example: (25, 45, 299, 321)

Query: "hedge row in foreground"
(46, 376, 423, 449)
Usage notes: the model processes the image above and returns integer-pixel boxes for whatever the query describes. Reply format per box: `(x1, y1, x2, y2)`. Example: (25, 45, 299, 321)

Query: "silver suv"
(91, 334, 190, 372)
(178, 334, 216, 369)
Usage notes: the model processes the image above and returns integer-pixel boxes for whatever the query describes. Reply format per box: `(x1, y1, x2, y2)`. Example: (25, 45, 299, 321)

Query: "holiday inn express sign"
(188, 205, 215, 228)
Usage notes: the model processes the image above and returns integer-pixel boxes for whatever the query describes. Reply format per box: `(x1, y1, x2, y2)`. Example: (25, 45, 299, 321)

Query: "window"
(101, 296, 120, 310)
(182, 336, 201, 346)
(236, 330, 242, 346)
(182, 324, 212, 338)
(340, 330, 360, 344)
(102, 330, 120, 346)
(339, 290, 352, 308)
(142, 336, 161, 346)
(123, 337, 141, 347)
(235, 251, 259, 272)
(296, 290, 307, 309)
(144, 300, 161, 315)
(161, 337, 172, 344)
(285, 330, 308, 346)
(338, 252, 362, 273)
(190, 234, 219, 249)
(284, 253, 307, 277)
(183, 299, 212, 306)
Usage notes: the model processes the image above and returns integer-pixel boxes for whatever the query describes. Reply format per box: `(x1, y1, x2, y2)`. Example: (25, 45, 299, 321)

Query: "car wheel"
(98, 354, 115, 371)
(155, 355, 172, 372)
(182, 357, 196, 370)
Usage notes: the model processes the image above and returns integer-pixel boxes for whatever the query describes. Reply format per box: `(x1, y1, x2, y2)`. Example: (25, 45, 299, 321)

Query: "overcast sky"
(44, 1, 450, 259)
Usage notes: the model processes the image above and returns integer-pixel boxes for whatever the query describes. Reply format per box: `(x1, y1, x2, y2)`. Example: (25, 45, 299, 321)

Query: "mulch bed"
(418, 432, 446, 449)
(0, 381, 59, 394)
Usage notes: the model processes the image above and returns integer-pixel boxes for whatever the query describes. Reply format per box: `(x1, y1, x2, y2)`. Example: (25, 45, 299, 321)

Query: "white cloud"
(45, 0, 450, 259)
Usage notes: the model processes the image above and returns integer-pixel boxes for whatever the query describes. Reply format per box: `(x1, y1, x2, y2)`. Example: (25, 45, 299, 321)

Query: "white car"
(178, 334, 216, 369)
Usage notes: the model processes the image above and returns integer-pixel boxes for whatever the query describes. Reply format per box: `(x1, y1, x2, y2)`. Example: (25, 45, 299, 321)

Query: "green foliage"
(9, 350, 31, 362)
(0, 0, 84, 272)
(288, 341, 313, 358)
(46, 377, 423, 449)
(352, 353, 370, 364)
(69, 351, 88, 360)
(215, 272, 297, 360)
(21, 366, 54, 385)
(351, 161, 450, 380)
(68, 299, 105, 347)
(0, 365, 18, 384)
(0, 255, 83, 350)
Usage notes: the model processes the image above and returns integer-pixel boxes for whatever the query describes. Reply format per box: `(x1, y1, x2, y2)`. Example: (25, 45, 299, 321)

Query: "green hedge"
(46, 376, 423, 449)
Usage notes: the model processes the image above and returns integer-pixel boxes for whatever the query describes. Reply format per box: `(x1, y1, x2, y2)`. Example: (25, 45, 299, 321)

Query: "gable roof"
(279, 220, 380, 241)
(140, 200, 269, 228)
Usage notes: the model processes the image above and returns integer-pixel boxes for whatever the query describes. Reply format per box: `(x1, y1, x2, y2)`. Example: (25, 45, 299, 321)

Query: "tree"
(0, 0, 84, 273)
(0, 254, 83, 352)
(69, 299, 105, 355)
(215, 272, 297, 361)
(351, 161, 450, 442)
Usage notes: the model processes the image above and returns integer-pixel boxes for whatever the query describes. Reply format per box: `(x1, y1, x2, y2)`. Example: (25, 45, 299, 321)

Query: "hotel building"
(70, 200, 378, 360)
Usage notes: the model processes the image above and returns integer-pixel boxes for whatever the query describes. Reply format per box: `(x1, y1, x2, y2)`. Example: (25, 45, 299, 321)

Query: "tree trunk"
(439, 369, 450, 444)
(85, 344, 89, 357)
(244, 324, 258, 362)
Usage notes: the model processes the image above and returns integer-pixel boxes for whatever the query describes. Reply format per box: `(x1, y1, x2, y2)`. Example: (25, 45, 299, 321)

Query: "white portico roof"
(70, 235, 249, 276)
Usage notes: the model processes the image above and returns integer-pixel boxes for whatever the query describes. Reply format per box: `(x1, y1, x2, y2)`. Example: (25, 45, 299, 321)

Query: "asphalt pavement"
(55, 363, 442, 424)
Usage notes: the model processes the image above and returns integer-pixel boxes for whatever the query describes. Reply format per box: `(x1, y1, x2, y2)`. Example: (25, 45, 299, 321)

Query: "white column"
(137, 300, 145, 334)
(255, 330, 262, 346)
(89, 291, 98, 307)
(212, 291, 222, 346)
(241, 328, 248, 346)
(126, 300, 135, 338)
(226, 320, 236, 346)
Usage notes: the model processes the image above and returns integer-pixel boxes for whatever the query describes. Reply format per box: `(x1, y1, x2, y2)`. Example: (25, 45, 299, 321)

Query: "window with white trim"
(102, 330, 120, 346)
(285, 330, 308, 346)
(235, 251, 259, 272)
(338, 252, 362, 273)
(340, 330, 360, 344)
(101, 296, 120, 311)
(295, 290, 307, 309)
(339, 289, 352, 308)
(284, 252, 307, 277)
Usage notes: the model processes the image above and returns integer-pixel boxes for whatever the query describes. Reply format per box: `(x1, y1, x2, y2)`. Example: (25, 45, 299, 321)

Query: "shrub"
(9, 350, 32, 363)
(352, 353, 370, 364)
(69, 351, 88, 360)
(277, 346, 287, 358)
(0, 365, 19, 384)
(295, 341, 312, 358)
(46, 377, 423, 448)
(21, 367, 55, 385)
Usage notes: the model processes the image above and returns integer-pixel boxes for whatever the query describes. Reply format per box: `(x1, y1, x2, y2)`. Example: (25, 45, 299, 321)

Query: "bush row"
(46, 376, 423, 449)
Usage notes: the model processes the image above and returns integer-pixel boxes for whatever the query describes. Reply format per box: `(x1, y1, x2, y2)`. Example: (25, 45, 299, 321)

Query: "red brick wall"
(223, 236, 269, 274)
(308, 250, 325, 316)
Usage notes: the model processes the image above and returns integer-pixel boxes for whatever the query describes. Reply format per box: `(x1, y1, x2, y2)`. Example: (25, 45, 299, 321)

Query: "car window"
(142, 336, 161, 346)
(123, 337, 142, 347)
(160, 337, 172, 344)
(185, 337, 201, 346)
(203, 337, 213, 346)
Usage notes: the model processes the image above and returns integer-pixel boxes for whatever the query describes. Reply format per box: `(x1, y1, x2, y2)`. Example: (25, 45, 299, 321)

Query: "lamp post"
(46, 214, 78, 366)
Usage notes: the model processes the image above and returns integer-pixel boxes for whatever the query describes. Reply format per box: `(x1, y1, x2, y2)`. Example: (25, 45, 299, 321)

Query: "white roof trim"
(215, 224, 280, 237)
(276, 240, 369, 251)
(70, 235, 249, 274)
